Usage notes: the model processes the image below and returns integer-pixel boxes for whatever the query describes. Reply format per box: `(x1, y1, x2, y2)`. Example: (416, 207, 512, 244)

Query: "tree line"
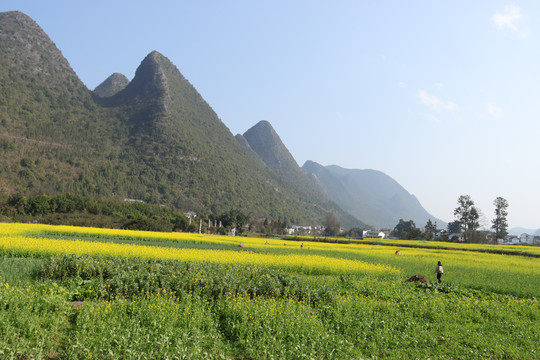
(0, 192, 512, 244)
(389, 195, 509, 243)
(0, 192, 251, 235)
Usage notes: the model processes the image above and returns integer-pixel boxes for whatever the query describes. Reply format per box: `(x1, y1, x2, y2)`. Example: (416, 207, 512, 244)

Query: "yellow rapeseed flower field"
(0, 223, 398, 276)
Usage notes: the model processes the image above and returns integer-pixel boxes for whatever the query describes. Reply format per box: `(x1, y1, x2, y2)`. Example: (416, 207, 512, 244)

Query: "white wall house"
(363, 230, 381, 238)
(500, 234, 540, 245)
(288, 225, 312, 235)
(519, 233, 535, 244)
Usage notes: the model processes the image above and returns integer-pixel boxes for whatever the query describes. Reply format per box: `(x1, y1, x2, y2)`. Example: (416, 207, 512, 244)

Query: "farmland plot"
(0, 223, 538, 359)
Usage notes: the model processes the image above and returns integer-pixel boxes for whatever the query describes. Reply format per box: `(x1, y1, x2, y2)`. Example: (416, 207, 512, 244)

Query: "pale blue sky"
(3, 1, 539, 229)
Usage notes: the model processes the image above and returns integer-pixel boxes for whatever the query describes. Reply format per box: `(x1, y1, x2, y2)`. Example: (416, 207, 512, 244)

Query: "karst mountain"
(0, 11, 359, 226)
(0, 11, 442, 229)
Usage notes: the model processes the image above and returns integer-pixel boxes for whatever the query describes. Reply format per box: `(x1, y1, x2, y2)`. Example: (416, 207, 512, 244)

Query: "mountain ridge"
(303, 161, 445, 229)
(0, 11, 362, 226)
(240, 121, 365, 228)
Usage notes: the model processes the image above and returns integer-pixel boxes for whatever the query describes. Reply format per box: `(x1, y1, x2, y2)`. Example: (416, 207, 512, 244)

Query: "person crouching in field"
(435, 261, 444, 283)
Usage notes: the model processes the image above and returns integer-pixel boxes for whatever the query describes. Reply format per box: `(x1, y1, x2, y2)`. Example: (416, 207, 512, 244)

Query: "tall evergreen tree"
(391, 219, 418, 239)
(424, 219, 437, 240)
(491, 197, 509, 242)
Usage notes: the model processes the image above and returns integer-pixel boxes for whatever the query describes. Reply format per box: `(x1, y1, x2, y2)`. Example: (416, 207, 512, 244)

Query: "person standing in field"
(435, 261, 444, 283)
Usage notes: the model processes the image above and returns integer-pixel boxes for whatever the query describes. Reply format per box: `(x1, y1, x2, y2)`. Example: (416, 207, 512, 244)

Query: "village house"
(499, 233, 540, 245)
(362, 230, 387, 239)
(287, 224, 312, 235)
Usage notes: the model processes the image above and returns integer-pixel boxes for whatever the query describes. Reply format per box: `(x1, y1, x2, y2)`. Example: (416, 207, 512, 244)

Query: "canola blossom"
(1, 222, 539, 292)
(0, 223, 398, 276)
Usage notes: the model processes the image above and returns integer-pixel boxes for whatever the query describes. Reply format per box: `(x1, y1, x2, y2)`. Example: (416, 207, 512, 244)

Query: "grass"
(0, 223, 538, 359)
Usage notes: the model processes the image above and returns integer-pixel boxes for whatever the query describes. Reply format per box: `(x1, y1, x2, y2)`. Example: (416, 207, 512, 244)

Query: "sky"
(2, 1, 539, 230)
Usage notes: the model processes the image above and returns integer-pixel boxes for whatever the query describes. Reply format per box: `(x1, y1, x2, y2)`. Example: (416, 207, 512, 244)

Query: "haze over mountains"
(302, 162, 446, 229)
(0, 11, 443, 230)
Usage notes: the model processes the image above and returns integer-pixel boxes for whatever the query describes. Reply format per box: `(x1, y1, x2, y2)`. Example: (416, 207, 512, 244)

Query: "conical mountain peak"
(243, 120, 297, 169)
(0, 10, 98, 145)
(0, 10, 75, 78)
(122, 50, 171, 100)
(93, 72, 129, 98)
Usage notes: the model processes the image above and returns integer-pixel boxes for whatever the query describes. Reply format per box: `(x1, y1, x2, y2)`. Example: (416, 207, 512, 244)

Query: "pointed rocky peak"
(120, 50, 170, 100)
(243, 120, 298, 170)
(0, 10, 74, 76)
(0, 11, 40, 34)
(0, 10, 95, 144)
(112, 50, 203, 112)
(93, 73, 129, 98)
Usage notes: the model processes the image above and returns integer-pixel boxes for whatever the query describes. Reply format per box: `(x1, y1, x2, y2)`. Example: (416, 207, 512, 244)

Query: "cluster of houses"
(286, 223, 539, 246)
(185, 210, 538, 245)
(499, 233, 540, 245)
(286, 226, 393, 238)
(286, 224, 325, 235)
(362, 230, 392, 239)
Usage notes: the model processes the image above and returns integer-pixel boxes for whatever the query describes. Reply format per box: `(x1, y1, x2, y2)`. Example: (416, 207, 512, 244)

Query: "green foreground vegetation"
(0, 225, 538, 359)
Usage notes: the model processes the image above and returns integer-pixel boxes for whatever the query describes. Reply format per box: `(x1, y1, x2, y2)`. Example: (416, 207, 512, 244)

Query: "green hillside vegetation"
(0, 11, 364, 227)
(0, 192, 258, 235)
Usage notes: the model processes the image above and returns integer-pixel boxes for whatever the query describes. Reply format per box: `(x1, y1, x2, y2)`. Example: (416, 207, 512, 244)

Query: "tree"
(454, 195, 480, 242)
(406, 226, 424, 240)
(491, 196, 509, 242)
(391, 219, 420, 239)
(344, 227, 364, 239)
(217, 209, 250, 234)
(424, 219, 437, 240)
(447, 220, 461, 235)
(26, 195, 57, 216)
(323, 212, 341, 236)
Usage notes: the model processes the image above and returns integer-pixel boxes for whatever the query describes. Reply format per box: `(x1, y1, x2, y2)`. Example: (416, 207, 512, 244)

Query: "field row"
(0, 222, 539, 358)
(1, 223, 538, 297)
(1, 254, 538, 359)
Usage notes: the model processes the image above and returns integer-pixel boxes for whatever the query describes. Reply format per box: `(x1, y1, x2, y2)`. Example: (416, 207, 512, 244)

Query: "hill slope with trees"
(0, 11, 363, 226)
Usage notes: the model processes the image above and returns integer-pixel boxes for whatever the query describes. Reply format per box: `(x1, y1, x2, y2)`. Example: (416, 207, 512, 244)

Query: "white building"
(363, 230, 382, 238)
(519, 233, 535, 245)
(288, 225, 312, 235)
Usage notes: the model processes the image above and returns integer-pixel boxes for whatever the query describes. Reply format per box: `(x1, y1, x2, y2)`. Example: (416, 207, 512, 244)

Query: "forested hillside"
(0, 11, 364, 226)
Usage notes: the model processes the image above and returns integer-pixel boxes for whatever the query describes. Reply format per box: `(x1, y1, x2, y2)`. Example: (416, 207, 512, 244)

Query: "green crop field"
(0, 223, 538, 359)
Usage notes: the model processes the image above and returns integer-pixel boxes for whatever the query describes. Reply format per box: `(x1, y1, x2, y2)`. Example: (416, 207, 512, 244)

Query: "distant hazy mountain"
(303, 161, 445, 229)
(0, 11, 365, 225)
(93, 73, 129, 98)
